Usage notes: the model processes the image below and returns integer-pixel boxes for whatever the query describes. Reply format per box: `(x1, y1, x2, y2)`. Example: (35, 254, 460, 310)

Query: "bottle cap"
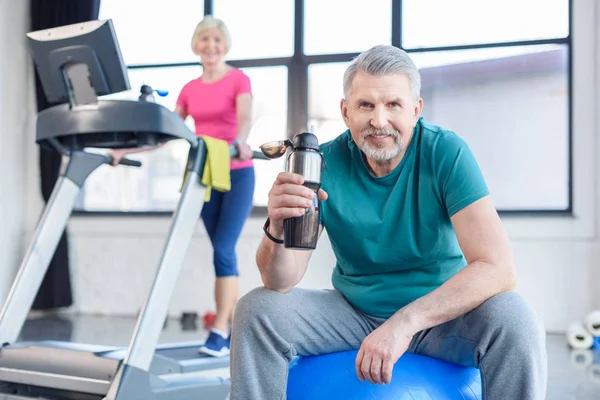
(292, 132, 320, 151)
(140, 84, 153, 95)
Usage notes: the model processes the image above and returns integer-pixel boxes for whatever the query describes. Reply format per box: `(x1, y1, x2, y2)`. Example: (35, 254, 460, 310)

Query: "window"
(100, 1, 204, 65)
(412, 44, 570, 211)
(213, 0, 294, 60)
(303, 0, 392, 55)
(88, 0, 572, 214)
(239, 66, 289, 206)
(402, 0, 569, 48)
(307, 62, 350, 144)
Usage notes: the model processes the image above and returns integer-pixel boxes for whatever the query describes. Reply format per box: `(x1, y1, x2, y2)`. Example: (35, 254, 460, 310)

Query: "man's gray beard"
(358, 128, 403, 161)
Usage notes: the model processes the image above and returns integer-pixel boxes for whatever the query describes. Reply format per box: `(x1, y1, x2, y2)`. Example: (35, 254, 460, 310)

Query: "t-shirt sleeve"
(234, 70, 252, 96)
(434, 132, 490, 217)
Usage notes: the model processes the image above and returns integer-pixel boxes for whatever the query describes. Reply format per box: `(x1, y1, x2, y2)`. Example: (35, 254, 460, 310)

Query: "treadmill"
(0, 20, 235, 400)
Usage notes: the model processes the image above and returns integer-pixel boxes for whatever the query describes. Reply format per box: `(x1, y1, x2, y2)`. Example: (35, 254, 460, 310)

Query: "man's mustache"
(360, 127, 401, 139)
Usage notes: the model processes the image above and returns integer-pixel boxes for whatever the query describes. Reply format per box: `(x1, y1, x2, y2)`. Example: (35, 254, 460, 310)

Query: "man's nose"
(370, 106, 388, 129)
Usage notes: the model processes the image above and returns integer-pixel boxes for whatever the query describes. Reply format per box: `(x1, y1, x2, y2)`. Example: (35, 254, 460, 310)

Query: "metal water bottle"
(283, 132, 323, 250)
(259, 131, 324, 250)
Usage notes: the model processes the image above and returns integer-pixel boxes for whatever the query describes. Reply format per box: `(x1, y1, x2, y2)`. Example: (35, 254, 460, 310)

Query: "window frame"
(77, 0, 573, 217)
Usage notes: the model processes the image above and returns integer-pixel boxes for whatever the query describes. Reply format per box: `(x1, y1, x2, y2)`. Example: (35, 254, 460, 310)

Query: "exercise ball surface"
(287, 350, 482, 400)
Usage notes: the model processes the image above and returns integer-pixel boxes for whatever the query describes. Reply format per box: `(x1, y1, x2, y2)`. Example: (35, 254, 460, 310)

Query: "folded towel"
(200, 136, 231, 201)
(181, 135, 231, 201)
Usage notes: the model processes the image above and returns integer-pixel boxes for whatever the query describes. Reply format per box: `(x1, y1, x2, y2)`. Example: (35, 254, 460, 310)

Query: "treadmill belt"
(154, 345, 229, 373)
(155, 345, 210, 361)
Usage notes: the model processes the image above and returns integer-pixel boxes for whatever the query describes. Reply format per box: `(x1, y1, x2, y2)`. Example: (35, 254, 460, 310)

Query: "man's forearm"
(392, 260, 516, 335)
(256, 231, 301, 293)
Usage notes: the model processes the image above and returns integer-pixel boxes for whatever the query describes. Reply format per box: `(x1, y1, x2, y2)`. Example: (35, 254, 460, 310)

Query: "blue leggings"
(201, 167, 255, 277)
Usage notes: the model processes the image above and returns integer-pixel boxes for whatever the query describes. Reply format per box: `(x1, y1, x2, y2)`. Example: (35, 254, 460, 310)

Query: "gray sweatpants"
(229, 287, 547, 400)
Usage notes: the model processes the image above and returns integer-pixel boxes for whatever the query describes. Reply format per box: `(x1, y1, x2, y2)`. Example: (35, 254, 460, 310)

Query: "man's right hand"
(267, 172, 328, 238)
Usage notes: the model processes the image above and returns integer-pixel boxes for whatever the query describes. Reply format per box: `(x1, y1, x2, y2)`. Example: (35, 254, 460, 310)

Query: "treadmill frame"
(0, 139, 231, 400)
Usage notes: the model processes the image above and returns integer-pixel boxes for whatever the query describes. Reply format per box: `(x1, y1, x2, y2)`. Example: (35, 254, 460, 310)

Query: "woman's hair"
(191, 15, 232, 54)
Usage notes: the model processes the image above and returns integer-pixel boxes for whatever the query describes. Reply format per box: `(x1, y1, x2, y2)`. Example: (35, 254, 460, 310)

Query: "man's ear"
(340, 99, 350, 128)
(413, 97, 423, 124)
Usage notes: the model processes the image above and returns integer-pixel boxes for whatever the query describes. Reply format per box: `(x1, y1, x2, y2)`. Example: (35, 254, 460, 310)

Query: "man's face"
(340, 71, 423, 162)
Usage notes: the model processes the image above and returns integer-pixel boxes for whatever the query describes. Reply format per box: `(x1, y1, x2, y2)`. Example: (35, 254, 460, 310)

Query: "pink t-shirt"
(176, 68, 253, 170)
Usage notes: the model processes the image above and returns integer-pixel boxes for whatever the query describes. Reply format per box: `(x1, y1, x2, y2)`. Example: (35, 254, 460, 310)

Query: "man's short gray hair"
(343, 45, 421, 101)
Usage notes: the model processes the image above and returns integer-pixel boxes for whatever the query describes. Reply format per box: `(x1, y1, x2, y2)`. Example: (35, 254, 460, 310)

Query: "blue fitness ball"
(287, 350, 482, 400)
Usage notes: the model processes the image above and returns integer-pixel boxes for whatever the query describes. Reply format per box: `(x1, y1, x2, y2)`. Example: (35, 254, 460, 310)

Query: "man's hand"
(256, 172, 328, 292)
(355, 317, 415, 384)
(267, 172, 328, 237)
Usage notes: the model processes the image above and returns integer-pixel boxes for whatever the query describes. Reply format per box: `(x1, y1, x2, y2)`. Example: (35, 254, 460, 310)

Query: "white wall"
(6, 0, 600, 334)
(65, 217, 336, 316)
(0, 0, 37, 303)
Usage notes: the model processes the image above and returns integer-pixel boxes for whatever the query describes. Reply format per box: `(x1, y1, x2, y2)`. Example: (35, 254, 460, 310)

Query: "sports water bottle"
(260, 131, 324, 250)
(138, 84, 155, 102)
(138, 84, 168, 102)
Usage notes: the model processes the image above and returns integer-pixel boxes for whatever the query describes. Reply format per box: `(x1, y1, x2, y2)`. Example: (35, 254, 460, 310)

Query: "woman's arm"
(234, 92, 253, 160)
(174, 105, 188, 121)
(235, 93, 252, 142)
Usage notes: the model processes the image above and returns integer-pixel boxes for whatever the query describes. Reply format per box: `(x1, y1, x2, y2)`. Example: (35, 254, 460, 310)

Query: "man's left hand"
(235, 142, 253, 161)
(355, 318, 415, 384)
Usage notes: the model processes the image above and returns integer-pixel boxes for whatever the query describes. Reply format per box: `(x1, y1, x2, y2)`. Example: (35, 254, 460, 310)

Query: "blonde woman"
(177, 15, 255, 357)
(112, 16, 255, 357)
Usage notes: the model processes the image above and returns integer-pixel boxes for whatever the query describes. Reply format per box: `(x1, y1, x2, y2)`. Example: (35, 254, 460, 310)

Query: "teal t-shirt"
(319, 118, 489, 319)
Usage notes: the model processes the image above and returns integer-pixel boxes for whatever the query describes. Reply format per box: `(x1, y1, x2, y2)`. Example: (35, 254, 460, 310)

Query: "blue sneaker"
(198, 329, 230, 357)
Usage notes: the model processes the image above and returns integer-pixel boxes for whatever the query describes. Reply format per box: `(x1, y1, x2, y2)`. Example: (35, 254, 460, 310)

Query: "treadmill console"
(27, 19, 197, 152)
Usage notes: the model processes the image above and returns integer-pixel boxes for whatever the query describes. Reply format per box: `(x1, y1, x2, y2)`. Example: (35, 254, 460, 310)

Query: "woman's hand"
(235, 141, 253, 161)
(107, 148, 130, 166)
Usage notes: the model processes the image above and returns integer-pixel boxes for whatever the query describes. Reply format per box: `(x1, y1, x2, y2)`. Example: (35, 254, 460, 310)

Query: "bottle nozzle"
(259, 139, 293, 159)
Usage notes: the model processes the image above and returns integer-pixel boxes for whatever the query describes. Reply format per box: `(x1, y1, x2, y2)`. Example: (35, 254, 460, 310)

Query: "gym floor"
(19, 314, 600, 399)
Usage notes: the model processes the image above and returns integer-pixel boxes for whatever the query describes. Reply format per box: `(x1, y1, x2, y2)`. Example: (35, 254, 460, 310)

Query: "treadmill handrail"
(104, 140, 268, 398)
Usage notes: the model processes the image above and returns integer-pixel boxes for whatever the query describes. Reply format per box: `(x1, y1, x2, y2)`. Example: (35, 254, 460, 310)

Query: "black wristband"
(263, 218, 284, 244)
